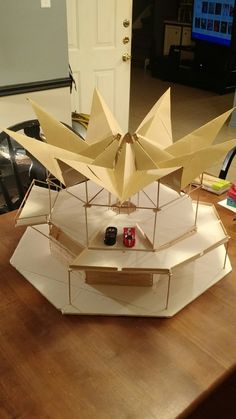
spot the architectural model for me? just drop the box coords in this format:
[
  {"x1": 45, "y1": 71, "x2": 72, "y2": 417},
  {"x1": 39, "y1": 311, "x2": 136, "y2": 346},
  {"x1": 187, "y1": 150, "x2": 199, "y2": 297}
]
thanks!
[{"x1": 4, "y1": 89, "x2": 236, "y2": 316}]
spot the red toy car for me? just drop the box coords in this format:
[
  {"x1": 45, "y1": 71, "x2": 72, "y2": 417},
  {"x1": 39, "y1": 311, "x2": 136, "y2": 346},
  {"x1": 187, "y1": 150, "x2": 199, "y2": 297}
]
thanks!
[{"x1": 123, "y1": 227, "x2": 135, "y2": 247}]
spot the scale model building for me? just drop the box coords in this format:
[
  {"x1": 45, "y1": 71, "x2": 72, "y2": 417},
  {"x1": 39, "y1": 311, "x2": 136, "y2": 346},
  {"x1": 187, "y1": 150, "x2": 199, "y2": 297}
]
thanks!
[{"x1": 4, "y1": 89, "x2": 236, "y2": 316}]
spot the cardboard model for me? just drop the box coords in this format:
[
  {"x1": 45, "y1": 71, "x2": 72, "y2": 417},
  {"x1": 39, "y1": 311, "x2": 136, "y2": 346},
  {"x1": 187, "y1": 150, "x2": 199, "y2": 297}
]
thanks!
[{"x1": 4, "y1": 89, "x2": 236, "y2": 316}]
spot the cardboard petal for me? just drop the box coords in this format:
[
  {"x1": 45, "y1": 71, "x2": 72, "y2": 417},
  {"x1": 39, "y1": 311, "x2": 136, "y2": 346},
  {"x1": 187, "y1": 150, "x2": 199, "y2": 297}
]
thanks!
[
  {"x1": 166, "y1": 109, "x2": 234, "y2": 156},
  {"x1": 135, "y1": 88, "x2": 173, "y2": 148},
  {"x1": 86, "y1": 89, "x2": 123, "y2": 144},
  {"x1": 160, "y1": 138, "x2": 236, "y2": 187},
  {"x1": 29, "y1": 99, "x2": 87, "y2": 153}
]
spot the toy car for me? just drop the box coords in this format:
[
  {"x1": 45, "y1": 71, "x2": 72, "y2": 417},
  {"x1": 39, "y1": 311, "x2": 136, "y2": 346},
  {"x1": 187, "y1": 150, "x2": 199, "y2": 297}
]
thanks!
[
  {"x1": 123, "y1": 227, "x2": 135, "y2": 247},
  {"x1": 104, "y1": 226, "x2": 117, "y2": 246}
]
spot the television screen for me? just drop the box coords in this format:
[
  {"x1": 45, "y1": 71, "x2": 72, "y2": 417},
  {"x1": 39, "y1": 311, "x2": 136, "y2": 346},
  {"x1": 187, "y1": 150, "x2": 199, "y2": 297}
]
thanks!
[{"x1": 192, "y1": 0, "x2": 235, "y2": 46}]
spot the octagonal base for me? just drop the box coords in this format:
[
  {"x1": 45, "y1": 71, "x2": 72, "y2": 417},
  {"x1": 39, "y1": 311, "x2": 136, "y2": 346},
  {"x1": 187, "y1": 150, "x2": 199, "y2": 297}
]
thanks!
[{"x1": 10, "y1": 204, "x2": 231, "y2": 317}]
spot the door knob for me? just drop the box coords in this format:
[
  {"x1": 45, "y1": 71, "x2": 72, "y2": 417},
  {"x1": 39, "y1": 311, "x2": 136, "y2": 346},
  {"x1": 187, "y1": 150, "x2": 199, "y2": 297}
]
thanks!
[
  {"x1": 123, "y1": 19, "x2": 130, "y2": 27},
  {"x1": 122, "y1": 53, "x2": 131, "y2": 62},
  {"x1": 123, "y1": 37, "x2": 130, "y2": 44}
]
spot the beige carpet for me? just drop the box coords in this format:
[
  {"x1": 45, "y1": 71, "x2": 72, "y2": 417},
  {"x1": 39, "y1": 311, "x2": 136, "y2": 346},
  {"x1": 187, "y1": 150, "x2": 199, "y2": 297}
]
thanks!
[{"x1": 129, "y1": 67, "x2": 236, "y2": 181}]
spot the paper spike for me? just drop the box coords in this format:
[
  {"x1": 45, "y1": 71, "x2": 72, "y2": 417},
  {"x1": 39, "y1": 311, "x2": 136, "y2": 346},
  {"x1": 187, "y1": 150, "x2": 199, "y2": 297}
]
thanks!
[
  {"x1": 56, "y1": 160, "x2": 87, "y2": 186},
  {"x1": 132, "y1": 141, "x2": 158, "y2": 170},
  {"x1": 57, "y1": 158, "x2": 100, "y2": 183},
  {"x1": 160, "y1": 168, "x2": 183, "y2": 194},
  {"x1": 86, "y1": 89, "x2": 123, "y2": 144},
  {"x1": 120, "y1": 167, "x2": 181, "y2": 202},
  {"x1": 115, "y1": 141, "x2": 136, "y2": 197},
  {"x1": 79, "y1": 136, "x2": 114, "y2": 159},
  {"x1": 135, "y1": 88, "x2": 173, "y2": 148},
  {"x1": 90, "y1": 164, "x2": 119, "y2": 198},
  {"x1": 58, "y1": 159, "x2": 119, "y2": 198},
  {"x1": 3, "y1": 89, "x2": 236, "y2": 204},
  {"x1": 166, "y1": 108, "x2": 234, "y2": 156},
  {"x1": 93, "y1": 139, "x2": 119, "y2": 168},
  {"x1": 28, "y1": 99, "x2": 87, "y2": 154},
  {"x1": 137, "y1": 135, "x2": 172, "y2": 162}
]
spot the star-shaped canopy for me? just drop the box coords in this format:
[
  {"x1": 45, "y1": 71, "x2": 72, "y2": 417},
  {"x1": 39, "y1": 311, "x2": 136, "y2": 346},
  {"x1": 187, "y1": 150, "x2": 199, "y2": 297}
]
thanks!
[{"x1": 2, "y1": 88, "x2": 236, "y2": 202}]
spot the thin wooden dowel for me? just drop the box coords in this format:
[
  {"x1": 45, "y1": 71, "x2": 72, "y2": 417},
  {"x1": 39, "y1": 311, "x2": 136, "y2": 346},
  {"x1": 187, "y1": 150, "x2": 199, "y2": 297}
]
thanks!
[
  {"x1": 68, "y1": 269, "x2": 72, "y2": 304},
  {"x1": 223, "y1": 240, "x2": 229, "y2": 269},
  {"x1": 165, "y1": 271, "x2": 172, "y2": 310}
]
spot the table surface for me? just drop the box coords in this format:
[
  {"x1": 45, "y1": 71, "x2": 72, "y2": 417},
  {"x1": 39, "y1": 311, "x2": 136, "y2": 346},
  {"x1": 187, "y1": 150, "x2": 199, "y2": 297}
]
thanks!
[{"x1": 0, "y1": 189, "x2": 236, "y2": 419}]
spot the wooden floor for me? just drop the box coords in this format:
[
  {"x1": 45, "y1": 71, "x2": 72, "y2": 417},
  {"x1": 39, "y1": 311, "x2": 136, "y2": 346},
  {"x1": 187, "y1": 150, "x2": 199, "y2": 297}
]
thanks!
[{"x1": 1, "y1": 189, "x2": 236, "y2": 419}]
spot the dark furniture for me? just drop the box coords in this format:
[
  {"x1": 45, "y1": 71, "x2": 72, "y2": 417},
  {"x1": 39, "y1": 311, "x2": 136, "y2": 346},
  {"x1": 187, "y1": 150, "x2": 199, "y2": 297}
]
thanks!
[
  {"x1": 0, "y1": 118, "x2": 85, "y2": 214},
  {"x1": 153, "y1": 41, "x2": 236, "y2": 94},
  {"x1": 0, "y1": 119, "x2": 44, "y2": 214}
]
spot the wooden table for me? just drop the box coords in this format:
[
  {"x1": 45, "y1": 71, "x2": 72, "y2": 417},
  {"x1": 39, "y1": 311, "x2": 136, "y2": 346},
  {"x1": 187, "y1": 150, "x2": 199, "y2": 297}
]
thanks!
[{"x1": 0, "y1": 189, "x2": 236, "y2": 419}]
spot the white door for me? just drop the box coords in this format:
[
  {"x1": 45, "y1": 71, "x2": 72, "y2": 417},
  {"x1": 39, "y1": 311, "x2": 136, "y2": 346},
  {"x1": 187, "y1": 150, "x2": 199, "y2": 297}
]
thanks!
[{"x1": 66, "y1": 0, "x2": 132, "y2": 132}]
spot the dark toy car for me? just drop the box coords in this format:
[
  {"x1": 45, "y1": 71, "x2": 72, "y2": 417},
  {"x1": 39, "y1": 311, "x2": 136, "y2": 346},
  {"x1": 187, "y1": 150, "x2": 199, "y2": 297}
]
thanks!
[
  {"x1": 123, "y1": 227, "x2": 135, "y2": 247},
  {"x1": 104, "y1": 226, "x2": 118, "y2": 246}
]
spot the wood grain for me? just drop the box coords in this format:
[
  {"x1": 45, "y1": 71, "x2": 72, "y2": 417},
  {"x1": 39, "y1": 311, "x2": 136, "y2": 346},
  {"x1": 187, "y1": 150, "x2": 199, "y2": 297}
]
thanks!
[{"x1": 0, "y1": 190, "x2": 236, "y2": 419}]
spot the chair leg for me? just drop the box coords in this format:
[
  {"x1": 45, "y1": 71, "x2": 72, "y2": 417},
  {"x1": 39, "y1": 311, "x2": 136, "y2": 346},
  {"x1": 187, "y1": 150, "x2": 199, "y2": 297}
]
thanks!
[
  {"x1": 219, "y1": 146, "x2": 236, "y2": 179},
  {"x1": 0, "y1": 176, "x2": 14, "y2": 212}
]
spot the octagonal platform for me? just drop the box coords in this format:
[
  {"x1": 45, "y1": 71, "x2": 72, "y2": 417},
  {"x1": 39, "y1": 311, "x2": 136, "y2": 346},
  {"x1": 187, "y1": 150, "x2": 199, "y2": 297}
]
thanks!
[{"x1": 10, "y1": 182, "x2": 231, "y2": 317}]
